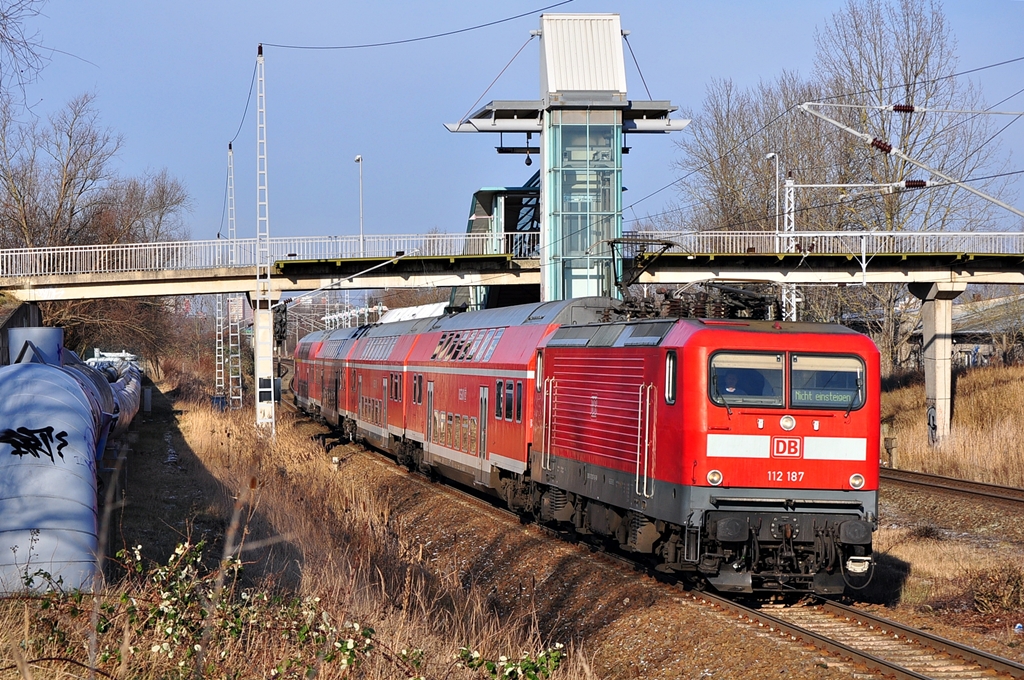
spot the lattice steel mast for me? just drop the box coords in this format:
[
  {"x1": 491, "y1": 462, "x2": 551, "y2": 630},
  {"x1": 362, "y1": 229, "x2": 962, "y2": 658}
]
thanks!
[
  {"x1": 253, "y1": 44, "x2": 276, "y2": 434},
  {"x1": 227, "y1": 142, "x2": 243, "y2": 409}
]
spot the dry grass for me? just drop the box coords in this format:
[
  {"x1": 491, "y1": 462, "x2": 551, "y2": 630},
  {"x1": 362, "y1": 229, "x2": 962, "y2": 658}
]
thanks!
[
  {"x1": 0, "y1": 372, "x2": 591, "y2": 679},
  {"x1": 882, "y1": 364, "x2": 1024, "y2": 487}
]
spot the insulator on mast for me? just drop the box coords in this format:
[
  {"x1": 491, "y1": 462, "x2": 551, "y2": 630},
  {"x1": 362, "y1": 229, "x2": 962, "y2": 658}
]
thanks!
[{"x1": 870, "y1": 138, "x2": 893, "y2": 154}]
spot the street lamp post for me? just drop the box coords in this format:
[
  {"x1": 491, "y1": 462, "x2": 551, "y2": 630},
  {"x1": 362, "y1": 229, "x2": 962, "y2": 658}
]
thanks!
[
  {"x1": 765, "y1": 152, "x2": 780, "y2": 249},
  {"x1": 354, "y1": 155, "x2": 364, "y2": 257}
]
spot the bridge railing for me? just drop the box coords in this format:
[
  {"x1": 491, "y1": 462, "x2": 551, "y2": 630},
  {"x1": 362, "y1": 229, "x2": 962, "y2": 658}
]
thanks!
[
  {"x1": 624, "y1": 230, "x2": 1024, "y2": 257},
  {"x1": 0, "y1": 233, "x2": 511, "y2": 278},
  {"x1": 1, "y1": 230, "x2": 1020, "y2": 279}
]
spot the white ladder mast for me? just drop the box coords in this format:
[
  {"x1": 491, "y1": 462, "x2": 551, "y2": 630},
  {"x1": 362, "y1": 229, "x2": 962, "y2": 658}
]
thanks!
[
  {"x1": 254, "y1": 44, "x2": 276, "y2": 434},
  {"x1": 227, "y1": 142, "x2": 243, "y2": 410}
]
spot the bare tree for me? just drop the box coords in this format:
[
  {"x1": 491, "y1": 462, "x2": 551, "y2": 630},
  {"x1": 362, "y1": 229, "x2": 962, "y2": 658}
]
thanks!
[
  {"x1": 0, "y1": 91, "x2": 192, "y2": 361},
  {"x1": 0, "y1": 0, "x2": 46, "y2": 98},
  {"x1": 669, "y1": 0, "x2": 1011, "y2": 374},
  {"x1": 0, "y1": 93, "x2": 122, "y2": 247}
]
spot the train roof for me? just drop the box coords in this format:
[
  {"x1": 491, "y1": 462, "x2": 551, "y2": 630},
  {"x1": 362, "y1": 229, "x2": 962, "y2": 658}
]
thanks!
[
  {"x1": 542, "y1": 316, "x2": 869, "y2": 350},
  {"x1": 296, "y1": 330, "x2": 332, "y2": 345},
  {"x1": 424, "y1": 297, "x2": 618, "y2": 333}
]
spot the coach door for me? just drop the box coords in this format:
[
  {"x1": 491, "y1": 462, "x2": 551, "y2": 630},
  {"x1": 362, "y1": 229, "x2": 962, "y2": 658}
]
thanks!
[
  {"x1": 424, "y1": 381, "x2": 434, "y2": 465},
  {"x1": 326, "y1": 372, "x2": 338, "y2": 416},
  {"x1": 357, "y1": 375, "x2": 362, "y2": 422},
  {"x1": 478, "y1": 386, "x2": 488, "y2": 460},
  {"x1": 475, "y1": 386, "x2": 489, "y2": 486},
  {"x1": 382, "y1": 377, "x2": 388, "y2": 433}
]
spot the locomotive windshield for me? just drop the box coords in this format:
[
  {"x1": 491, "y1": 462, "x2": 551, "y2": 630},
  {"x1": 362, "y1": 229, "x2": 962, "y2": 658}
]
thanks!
[
  {"x1": 790, "y1": 354, "x2": 864, "y2": 411},
  {"x1": 709, "y1": 352, "x2": 865, "y2": 410},
  {"x1": 709, "y1": 353, "x2": 784, "y2": 406}
]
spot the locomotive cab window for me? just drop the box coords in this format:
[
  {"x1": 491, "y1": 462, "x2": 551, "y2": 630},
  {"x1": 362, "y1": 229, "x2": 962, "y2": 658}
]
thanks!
[
  {"x1": 665, "y1": 351, "x2": 677, "y2": 405},
  {"x1": 709, "y1": 352, "x2": 784, "y2": 407},
  {"x1": 790, "y1": 354, "x2": 865, "y2": 411}
]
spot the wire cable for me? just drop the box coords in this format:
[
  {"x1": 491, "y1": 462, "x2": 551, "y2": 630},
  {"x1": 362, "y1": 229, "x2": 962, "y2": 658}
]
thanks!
[
  {"x1": 229, "y1": 60, "x2": 258, "y2": 145},
  {"x1": 262, "y1": 1, "x2": 573, "y2": 50},
  {"x1": 624, "y1": 167, "x2": 1024, "y2": 229},
  {"x1": 457, "y1": 35, "x2": 535, "y2": 125},
  {"x1": 619, "y1": 55, "x2": 1024, "y2": 220},
  {"x1": 623, "y1": 35, "x2": 652, "y2": 100}
]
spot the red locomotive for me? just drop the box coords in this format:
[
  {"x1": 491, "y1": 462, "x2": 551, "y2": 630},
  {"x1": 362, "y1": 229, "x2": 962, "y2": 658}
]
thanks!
[{"x1": 293, "y1": 297, "x2": 879, "y2": 595}]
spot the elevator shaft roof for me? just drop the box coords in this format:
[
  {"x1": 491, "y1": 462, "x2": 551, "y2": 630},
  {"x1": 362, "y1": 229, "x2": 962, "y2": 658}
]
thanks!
[{"x1": 445, "y1": 99, "x2": 688, "y2": 134}]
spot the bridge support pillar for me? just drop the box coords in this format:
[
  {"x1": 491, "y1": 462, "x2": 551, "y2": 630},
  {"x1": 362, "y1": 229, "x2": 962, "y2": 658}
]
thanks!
[
  {"x1": 908, "y1": 282, "x2": 965, "y2": 445},
  {"x1": 248, "y1": 291, "x2": 281, "y2": 433}
]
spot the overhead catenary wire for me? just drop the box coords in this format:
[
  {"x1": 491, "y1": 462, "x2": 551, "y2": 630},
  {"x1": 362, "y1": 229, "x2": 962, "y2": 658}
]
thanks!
[
  {"x1": 807, "y1": 101, "x2": 1024, "y2": 116},
  {"x1": 623, "y1": 167, "x2": 1024, "y2": 230},
  {"x1": 217, "y1": 2, "x2": 570, "y2": 232},
  {"x1": 261, "y1": 0, "x2": 573, "y2": 50},
  {"x1": 615, "y1": 54, "x2": 1024, "y2": 223}
]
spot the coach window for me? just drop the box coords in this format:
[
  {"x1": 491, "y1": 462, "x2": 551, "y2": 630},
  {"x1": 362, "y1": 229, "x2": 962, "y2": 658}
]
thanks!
[
  {"x1": 709, "y1": 352, "x2": 784, "y2": 407},
  {"x1": 453, "y1": 415, "x2": 462, "y2": 449},
  {"x1": 495, "y1": 380, "x2": 504, "y2": 419},
  {"x1": 447, "y1": 413, "x2": 455, "y2": 447},
  {"x1": 536, "y1": 351, "x2": 543, "y2": 390},
  {"x1": 469, "y1": 418, "x2": 478, "y2": 454},
  {"x1": 462, "y1": 416, "x2": 470, "y2": 451},
  {"x1": 515, "y1": 381, "x2": 523, "y2": 422},
  {"x1": 504, "y1": 380, "x2": 514, "y2": 420},
  {"x1": 468, "y1": 330, "x2": 487, "y2": 360},
  {"x1": 665, "y1": 351, "x2": 677, "y2": 405},
  {"x1": 790, "y1": 354, "x2": 864, "y2": 411}
]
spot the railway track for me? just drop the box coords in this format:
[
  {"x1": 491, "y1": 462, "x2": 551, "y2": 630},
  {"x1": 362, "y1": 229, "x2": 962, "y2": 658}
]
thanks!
[
  {"x1": 695, "y1": 592, "x2": 1024, "y2": 679},
  {"x1": 881, "y1": 468, "x2": 1024, "y2": 507}
]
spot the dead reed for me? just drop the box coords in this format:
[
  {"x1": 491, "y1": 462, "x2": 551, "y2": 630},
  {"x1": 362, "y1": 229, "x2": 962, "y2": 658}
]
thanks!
[
  {"x1": 882, "y1": 364, "x2": 1024, "y2": 488},
  {"x1": 0, "y1": 375, "x2": 589, "y2": 679}
]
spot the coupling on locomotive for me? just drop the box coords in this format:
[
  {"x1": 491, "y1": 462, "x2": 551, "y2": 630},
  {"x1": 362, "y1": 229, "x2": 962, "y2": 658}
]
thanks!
[{"x1": 293, "y1": 296, "x2": 879, "y2": 596}]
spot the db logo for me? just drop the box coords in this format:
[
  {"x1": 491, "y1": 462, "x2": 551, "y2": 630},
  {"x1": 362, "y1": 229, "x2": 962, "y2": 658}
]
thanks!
[{"x1": 772, "y1": 436, "x2": 803, "y2": 458}]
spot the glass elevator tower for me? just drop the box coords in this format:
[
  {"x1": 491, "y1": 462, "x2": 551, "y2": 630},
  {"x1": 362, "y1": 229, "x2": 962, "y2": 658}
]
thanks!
[{"x1": 447, "y1": 13, "x2": 688, "y2": 302}]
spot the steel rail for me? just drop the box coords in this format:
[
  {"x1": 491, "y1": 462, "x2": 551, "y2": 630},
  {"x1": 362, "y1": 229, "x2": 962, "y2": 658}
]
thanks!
[
  {"x1": 693, "y1": 591, "x2": 1024, "y2": 679},
  {"x1": 690, "y1": 591, "x2": 929, "y2": 680},
  {"x1": 880, "y1": 468, "x2": 1024, "y2": 507},
  {"x1": 817, "y1": 598, "x2": 1024, "y2": 679}
]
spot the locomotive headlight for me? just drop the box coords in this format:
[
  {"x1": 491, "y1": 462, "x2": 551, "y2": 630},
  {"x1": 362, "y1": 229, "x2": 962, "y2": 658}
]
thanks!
[
  {"x1": 707, "y1": 469, "x2": 723, "y2": 486},
  {"x1": 780, "y1": 415, "x2": 796, "y2": 431},
  {"x1": 849, "y1": 473, "x2": 866, "y2": 489}
]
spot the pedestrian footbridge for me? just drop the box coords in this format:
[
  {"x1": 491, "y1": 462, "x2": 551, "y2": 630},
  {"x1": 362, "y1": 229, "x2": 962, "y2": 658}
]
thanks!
[{"x1": 1, "y1": 230, "x2": 1023, "y2": 302}]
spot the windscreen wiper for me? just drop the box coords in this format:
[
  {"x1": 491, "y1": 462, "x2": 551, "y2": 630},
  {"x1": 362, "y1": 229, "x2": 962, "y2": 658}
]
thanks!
[
  {"x1": 844, "y1": 379, "x2": 862, "y2": 417},
  {"x1": 712, "y1": 373, "x2": 733, "y2": 416}
]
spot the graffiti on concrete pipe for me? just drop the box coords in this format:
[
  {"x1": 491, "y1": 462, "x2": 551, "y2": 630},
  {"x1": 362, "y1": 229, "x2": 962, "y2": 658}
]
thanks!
[{"x1": 0, "y1": 426, "x2": 70, "y2": 463}]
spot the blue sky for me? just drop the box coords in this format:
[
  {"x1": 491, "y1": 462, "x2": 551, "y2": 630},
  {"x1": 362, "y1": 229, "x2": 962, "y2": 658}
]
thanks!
[{"x1": 19, "y1": 0, "x2": 1024, "y2": 242}]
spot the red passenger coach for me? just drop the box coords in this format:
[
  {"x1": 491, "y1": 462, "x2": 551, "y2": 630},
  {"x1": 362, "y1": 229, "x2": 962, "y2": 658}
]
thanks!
[{"x1": 294, "y1": 297, "x2": 880, "y2": 596}]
